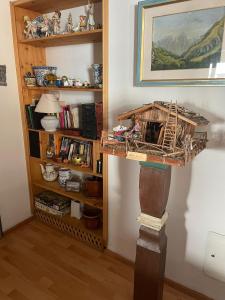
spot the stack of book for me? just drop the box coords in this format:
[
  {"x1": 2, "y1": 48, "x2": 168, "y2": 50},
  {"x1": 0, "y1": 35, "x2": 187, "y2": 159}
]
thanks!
[
  {"x1": 25, "y1": 102, "x2": 45, "y2": 129},
  {"x1": 35, "y1": 191, "x2": 71, "y2": 217},
  {"x1": 59, "y1": 103, "x2": 103, "y2": 140},
  {"x1": 59, "y1": 104, "x2": 80, "y2": 129},
  {"x1": 59, "y1": 137, "x2": 92, "y2": 167}
]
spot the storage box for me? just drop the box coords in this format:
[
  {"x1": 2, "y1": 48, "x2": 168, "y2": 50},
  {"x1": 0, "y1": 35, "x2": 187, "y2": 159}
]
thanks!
[{"x1": 71, "y1": 201, "x2": 82, "y2": 220}]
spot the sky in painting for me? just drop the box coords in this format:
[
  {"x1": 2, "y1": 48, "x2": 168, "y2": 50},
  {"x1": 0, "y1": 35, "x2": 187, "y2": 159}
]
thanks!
[{"x1": 153, "y1": 7, "x2": 225, "y2": 56}]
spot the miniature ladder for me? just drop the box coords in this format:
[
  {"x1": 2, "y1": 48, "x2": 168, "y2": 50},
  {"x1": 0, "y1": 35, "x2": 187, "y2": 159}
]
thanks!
[{"x1": 162, "y1": 103, "x2": 178, "y2": 151}]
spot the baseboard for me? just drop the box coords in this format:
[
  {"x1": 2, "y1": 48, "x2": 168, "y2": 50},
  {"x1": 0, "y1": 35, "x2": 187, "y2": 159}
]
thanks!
[
  {"x1": 4, "y1": 216, "x2": 34, "y2": 235},
  {"x1": 105, "y1": 249, "x2": 212, "y2": 300},
  {"x1": 164, "y1": 278, "x2": 213, "y2": 300}
]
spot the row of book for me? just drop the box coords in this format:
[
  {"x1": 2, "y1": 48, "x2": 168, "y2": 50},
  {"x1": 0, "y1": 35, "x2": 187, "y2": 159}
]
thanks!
[
  {"x1": 25, "y1": 102, "x2": 45, "y2": 130},
  {"x1": 59, "y1": 137, "x2": 92, "y2": 167},
  {"x1": 35, "y1": 191, "x2": 71, "y2": 217},
  {"x1": 59, "y1": 104, "x2": 79, "y2": 129},
  {"x1": 25, "y1": 101, "x2": 103, "y2": 141},
  {"x1": 60, "y1": 102, "x2": 103, "y2": 140}
]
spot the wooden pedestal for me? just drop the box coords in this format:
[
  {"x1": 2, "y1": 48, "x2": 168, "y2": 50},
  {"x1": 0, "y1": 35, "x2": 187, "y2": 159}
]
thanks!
[{"x1": 134, "y1": 163, "x2": 171, "y2": 300}]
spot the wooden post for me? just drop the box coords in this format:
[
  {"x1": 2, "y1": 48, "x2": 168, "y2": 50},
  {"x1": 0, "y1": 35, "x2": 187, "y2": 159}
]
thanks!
[{"x1": 134, "y1": 162, "x2": 171, "y2": 300}]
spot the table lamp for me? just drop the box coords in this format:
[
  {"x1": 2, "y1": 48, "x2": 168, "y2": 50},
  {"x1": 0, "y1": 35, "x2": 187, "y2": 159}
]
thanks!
[{"x1": 35, "y1": 94, "x2": 61, "y2": 132}]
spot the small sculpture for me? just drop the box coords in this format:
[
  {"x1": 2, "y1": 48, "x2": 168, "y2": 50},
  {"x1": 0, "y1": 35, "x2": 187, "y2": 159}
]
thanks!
[
  {"x1": 78, "y1": 15, "x2": 87, "y2": 32},
  {"x1": 66, "y1": 13, "x2": 74, "y2": 33},
  {"x1": 83, "y1": 81, "x2": 90, "y2": 87},
  {"x1": 74, "y1": 79, "x2": 83, "y2": 87},
  {"x1": 24, "y1": 16, "x2": 37, "y2": 39},
  {"x1": 40, "y1": 15, "x2": 51, "y2": 37},
  {"x1": 40, "y1": 164, "x2": 58, "y2": 182},
  {"x1": 87, "y1": 1, "x2": 95, "y2": 31},
  {"x1": 61, "y1": 76, "x2": 69, "y2": 87},
  {"x1": 52, "y1": 10, "x2": 61, "y2": 35}
]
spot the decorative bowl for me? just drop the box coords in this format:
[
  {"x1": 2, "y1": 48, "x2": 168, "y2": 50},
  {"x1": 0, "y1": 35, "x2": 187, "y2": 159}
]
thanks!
[{"x1": 32, "y1": 66, "x2": 57, "y2": 86}]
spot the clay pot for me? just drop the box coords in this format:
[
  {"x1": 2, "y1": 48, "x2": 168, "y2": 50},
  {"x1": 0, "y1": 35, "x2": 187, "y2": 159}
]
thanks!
[{"x1": 83, "y1": 208, "x2": 101, "y2": 230}]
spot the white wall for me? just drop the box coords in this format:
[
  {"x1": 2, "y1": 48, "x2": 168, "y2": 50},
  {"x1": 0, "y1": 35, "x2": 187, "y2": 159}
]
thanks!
[
  {"x1": 0, "y1": 0, "x2": 31, "y2": 231},
  {"x1": 108, "y1": 1, "x2": 225, "y2": 299},
  {"x1": 3, "y1": 0, "x2": 225, "y2": 298}
]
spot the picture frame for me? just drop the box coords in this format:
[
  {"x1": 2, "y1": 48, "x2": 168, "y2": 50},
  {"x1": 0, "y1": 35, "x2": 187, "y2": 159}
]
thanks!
[
  {"x1": 136, "y1": 0, "x2": 225, "y2": 86},
  {"x1": 0, "y1": 65, "x2": 7, "y2": 86}
]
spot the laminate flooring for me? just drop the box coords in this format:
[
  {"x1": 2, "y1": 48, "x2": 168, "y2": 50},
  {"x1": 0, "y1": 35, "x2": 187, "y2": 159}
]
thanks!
[{"x1": 0, "y1": 220, "x2": 201, "y2": 300}]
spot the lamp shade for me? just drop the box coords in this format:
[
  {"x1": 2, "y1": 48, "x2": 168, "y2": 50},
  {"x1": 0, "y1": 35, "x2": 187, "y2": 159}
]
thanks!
[{"x1": 35, "y1": 94, "x2": 61, "y2": 114}]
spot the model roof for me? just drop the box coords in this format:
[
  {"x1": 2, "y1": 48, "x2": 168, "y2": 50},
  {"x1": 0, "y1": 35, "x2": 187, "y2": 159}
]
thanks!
[{"x1": 117, "y1": 101, "x2": 209, "y2": 126}]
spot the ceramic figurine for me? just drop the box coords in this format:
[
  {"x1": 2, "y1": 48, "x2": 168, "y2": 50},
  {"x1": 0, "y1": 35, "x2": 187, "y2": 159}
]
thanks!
[
  {"x1": 61, "y1": 76, "x2": 69, "y2": 87},
  {"x1": 52, "y1": 10, "x2": 61, "y2": 35},
  {"x1": 79, "y1": 15, "x2": 87, "y2": 32},
  {"x1": 24, "y1": 16, "x2": 37, "y2": 39},
  {"x1": 40, "y1": 163, "x2": 58, "y2": 182},
  {"x1": 66, "y1": 13, "x2": 74, "y2": 33},
  {"x1": 40, "y1": 15, "x2": 51, "y2": 37},
  {"x1": 74, "y1": 79, "x2": 83, "y2": 87},
  {"x1": 87, "y1": 1, "x2": 95, "y2": 31},
  {"x1": 83, "y1": 81, "x2": 90, "y2": 88}
]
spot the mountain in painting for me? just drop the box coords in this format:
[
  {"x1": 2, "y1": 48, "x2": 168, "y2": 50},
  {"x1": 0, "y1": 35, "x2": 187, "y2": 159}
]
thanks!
[{"x1": 152, "y1": 16, "x2": 225, "y2": 71}]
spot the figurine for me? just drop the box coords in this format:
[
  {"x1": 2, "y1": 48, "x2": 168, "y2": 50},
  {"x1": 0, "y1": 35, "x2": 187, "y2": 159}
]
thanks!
[
  {"x1": 66, "y1": 13, "x2": 74, "y2": 33},
  {"x1": 74, "y1": 79, "x2": 83, "y2": 87},
  {"x1": 83, "y1": 81, "x2": 90, "y2": 88},
  {"x1": 87, "y1": 1, "x2": 95, "y2": 31},
  {"x1": 52, "y1": 10, "x2": 61, "y2": 35},
  {"x1": 40, "y1": 15, "x2": 51, "y2": 37},
  {"x1": 24, "y1": 16, "x2": 37, "y2": 39},
  {"x1": 78, "y1": 15, "x2": 87, "y2": 32},
  {"x1": 61, "y1": 76, "x2": 69, "y2": 87}
]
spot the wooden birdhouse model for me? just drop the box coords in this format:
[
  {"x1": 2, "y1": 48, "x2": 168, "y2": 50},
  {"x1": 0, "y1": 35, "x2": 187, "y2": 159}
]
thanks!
[{"x1": 102, "y1": 101, "x2": 209, "y2": 166}]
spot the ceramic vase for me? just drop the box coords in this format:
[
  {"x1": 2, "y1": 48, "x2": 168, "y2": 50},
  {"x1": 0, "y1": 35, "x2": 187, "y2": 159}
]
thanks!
[{"x1": 92, "y1": 64, "x2": 103, "y2": 88}]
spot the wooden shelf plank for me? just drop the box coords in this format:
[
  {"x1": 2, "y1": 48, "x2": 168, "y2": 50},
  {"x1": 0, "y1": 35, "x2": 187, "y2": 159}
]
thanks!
[
  {"x1": 28, "y1": 128, "x2": 101, "y2": 143},
  {"x1": 19, "y1": 30, "x2": 103, "y2": 47},
  {"x1": 25, "y1": 86, "x2": 102, "y2": 93},
  {"x1": 14, "y1": 0, "x2": 102, "y2": 13},
  {"x1": 33, "y1": 179, "x2": 103, "y2": 210},
  {"x1": 44, "y1": 159, "x2": 103, "y2": 178},
  {"x1": 35, "y1": 208, "x2": 102, "y2": 237}
]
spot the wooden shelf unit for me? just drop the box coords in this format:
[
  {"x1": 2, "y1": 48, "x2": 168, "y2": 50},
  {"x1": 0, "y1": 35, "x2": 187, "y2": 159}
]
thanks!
[{"x1": 11, "y1": 0, "x2": 108, "y2": 250}]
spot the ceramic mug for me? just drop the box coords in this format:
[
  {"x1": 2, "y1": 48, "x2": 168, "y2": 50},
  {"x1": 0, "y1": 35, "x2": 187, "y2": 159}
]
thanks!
[{"x1": 58, "y1": 168, "x2": 71, "y2": 186}]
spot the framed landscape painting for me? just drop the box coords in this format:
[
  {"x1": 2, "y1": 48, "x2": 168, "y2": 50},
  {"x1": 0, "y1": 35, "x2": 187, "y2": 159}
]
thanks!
[{"x1": 136, "y1": 0, "x2": 225, "y2": 86}]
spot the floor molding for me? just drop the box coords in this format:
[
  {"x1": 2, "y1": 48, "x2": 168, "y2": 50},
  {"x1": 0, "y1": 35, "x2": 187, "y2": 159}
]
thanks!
[
  {"x1": 105, "y1": 249, "x2": 212, "y2": 300},
  {"x1": 4, "y1": 216, "x2": 34, "y2": 235}
]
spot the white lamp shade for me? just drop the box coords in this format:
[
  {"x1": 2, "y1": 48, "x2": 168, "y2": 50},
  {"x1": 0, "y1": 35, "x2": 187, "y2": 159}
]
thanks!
[{"x1": 35, "y1": 94, "x2": 61, "y2": 114}]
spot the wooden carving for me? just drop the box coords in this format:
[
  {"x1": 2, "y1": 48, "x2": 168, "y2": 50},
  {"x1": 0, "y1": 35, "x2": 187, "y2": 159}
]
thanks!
[{"x1": 102, "y1": 101, "x2": 209, "y2": 166}]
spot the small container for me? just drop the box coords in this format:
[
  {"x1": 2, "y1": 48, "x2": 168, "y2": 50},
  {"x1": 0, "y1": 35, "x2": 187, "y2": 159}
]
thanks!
[
  {"x1": 58, "y1": 168, "x2": 71, "y2": 186},
  {"x1": 85, "y1": 177, "x2": 102, "y2": 198},
  {"x1": 83, "y1": 208, "x2": 101, "y2": 230}
]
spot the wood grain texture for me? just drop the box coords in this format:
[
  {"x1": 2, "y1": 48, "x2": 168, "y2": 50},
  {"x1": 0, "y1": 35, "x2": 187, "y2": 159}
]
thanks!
[
  {"x1": 0, "y1": 220, "x2": 210, "y2": 300},
  {"x1": 102, "y1": 0, "x2": 109, "y2": 249},
  {"x1": 14, "y1": 0, "x2": 102, "y2": 14},
  {"x1": 19, "y1": 30, "x2": 103, "y2": 47}
]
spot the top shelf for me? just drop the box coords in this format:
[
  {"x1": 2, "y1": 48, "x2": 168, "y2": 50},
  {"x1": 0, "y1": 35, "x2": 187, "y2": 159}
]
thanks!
[
  {"x1": 13, "y1": 0, "x2": 102, "y2": 14},
  {"x1": 19, "y1": 29, "x2": 103, "y2": 48}
]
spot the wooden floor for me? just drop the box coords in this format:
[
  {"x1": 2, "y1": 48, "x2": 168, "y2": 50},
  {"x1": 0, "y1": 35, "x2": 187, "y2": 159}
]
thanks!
[{"x1": 0, "y1": 220, "x2": 199, "y2": 300}]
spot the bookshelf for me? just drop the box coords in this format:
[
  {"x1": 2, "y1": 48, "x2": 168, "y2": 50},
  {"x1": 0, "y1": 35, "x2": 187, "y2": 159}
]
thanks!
[{"x1": 11, "y1": 0, "x2": 108, "y2": 250}]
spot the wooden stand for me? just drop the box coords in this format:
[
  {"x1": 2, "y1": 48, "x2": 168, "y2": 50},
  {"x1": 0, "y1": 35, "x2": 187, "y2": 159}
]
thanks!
[{"x1": 134, "y1": 163, "x2": 171, "y2": 300}]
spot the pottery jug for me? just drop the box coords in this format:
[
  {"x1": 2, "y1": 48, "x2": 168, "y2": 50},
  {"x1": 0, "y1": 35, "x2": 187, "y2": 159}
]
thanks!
[{"x1": 40, "y1": 163, "x2": 58, "y2": 182}]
